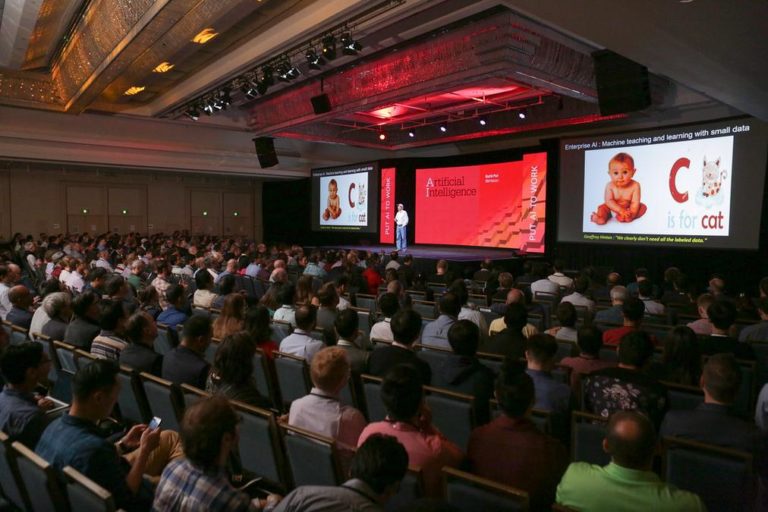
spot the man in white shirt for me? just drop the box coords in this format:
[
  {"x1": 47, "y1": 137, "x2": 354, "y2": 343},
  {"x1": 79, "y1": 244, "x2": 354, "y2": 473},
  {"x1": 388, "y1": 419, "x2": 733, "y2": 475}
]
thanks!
[
  {"x1": 561, "y1": 276, "x2": 596, "y2": 313},
  {"x1": 279, "y1": 305, "x2": 324, "y2": 362},
  {"x1": 395, "y1": 203, "x2": 409, "y2": 252},
  {"x1": 370, "y1": 293, "x2": 399, "y2": 342},
  {"x1": 0, "y1": 264, "x2": 21, "y2": 320},
  {"x1": 548, "y1": 260, "x2": 573, "y2": 291}
]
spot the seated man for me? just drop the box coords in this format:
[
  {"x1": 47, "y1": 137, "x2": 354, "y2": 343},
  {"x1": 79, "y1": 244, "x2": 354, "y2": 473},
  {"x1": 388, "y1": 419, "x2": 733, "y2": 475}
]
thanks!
[
  {"x1": 638, "y1": 279, "x2": 665, "y2": 316},
  {"x1": 525, "y1": 334, "x2": 573, "y2": 439},
  {"x1": 594, "y1": 285, "x2": 627, "y2": 326},
  {"x1": 686, "y1": 293, "x2": 714, "y2": 336},
  {"x1": 6, "y1": 285, "x2": 33, "y2": 329},
  {"x1": 661, "y1": 353, "x2": 763, "y2": 452},
  {"x1": 739, "y1": 297, "x2": 768, "y2": 342},
  {"x1": 154, "y1": 396, "x2": 281, "y2": 511},
  {"x1": 548, "y1": 259, "x2": 573, "y2": 290},
  {"x1": 556, "y1": 411, "x2": 705, "y2": 511},
  {"x1": 0, "y1": 343, "x2": 56, "y2": 447},
  {"x1": 64, "y1": 291, "x2": 102, "y2": 350},
  {"x1": 279, "y1": 305, "x2": 324, "y2": 363},
  {"x1": 701, "y1": 300, "x2": 755, "y2": 360},
  {"x1": 315, "y1": 283, "x2": 340, "y2": 331},
  {"x1": 468, "y1": 361, "x2": 568, "y2": 511},
  {"x1": 120, "y1": 311, "x2": 163, "y2": 376},
  {"x1": 369, "y1": 292, "x2": 399, "y2": 342},
  {"x1": 545, "y1": 302, "x2": 578, "y2": 342},
  {"x1": 288, "y1": 347, "x2": 367, "y2": 455},
  {"x1": 90, "y1": 299, "x2": 130, "y2": 361},
  {"x1": 560, "y1": 276, "x2": 595, "y2": 313},
  {"x1": 530, "y1": 263, "x2": 560, "y2": 299},
  {"x1": 584, "y1": 331, "x2": 668, "y2": 428},
  {"x1": 368, "y1": 309, "x2": 431, "y2": 385},
  {"x1": 276, "y1": 434, "x2": 408, "y2": 512},
  {"x1": 432, "y1": 320, "x2": 495, "y2": 424},
  {"x1": 334, "y1": 309, "x2": 369, "y2": 375},
  {"x1": 603, "y1": 297, "x2": 657, "y2": 347},
  {"x1": 489, "y1": 288, "x2": 539, "y2": 337},
  {"x1": 162, "y1": 315, "x2": 212, "y2": 389},
  {"x1": 482, "y1": 303, "x2": 528, "y2": 359},
  {"x1": 36, "y1": 359, "x2": 183, "y2": 512},
  {"x1": 272, "y1": 284, "x2": 297, "y2": 327},
  {"x1": 559, "y1": 325, "x2": 615, "y2": 391},
  {"x1": 420, "y1": 292, "x2": 460, "y2": 349},
  {"x1": 357, "y1": 364, "x2": 463, "y2": 498},
  {"x1": 156, "y1": 284, "x2": 189, "y2": 327}
]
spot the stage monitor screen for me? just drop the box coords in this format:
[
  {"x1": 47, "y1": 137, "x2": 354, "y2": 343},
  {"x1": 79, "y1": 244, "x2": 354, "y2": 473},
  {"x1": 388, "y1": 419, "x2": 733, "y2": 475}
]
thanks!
[
  {"x1": 414, "y1": 152, "x2": 547, "y2": 252},
  {"x1": 558, "y1": 118, "x2": 767, "y2": 249},
  {"x1": 311, "y1": 163, "x2": 379, "y2": 233}
]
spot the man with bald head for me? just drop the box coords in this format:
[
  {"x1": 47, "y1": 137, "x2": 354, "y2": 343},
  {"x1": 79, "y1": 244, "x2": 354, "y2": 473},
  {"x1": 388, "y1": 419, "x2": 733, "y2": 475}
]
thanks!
[
  {"x1": 594, "y1": 285, "x2": 628, "y2": 325},
  {"x1": 6, "y1": 285, "x2": 34, "y2": 329},
  {"x1": 556, "y1": 411, "x2": 705, "y2": 511},
  {"x1": 215, "y1": 258, "x2": 238, "y2": 285},
  {"x1": 489, "y1": 289, "x2": 539, "y2": 337},
  {"x1": 0, "y1": 264, "x2": 22, "y2": 320}
]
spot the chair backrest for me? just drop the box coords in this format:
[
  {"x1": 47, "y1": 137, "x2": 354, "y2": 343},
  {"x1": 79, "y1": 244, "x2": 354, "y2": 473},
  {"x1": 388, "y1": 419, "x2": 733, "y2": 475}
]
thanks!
[
  {"x1": 467, "y1": 293, "x2": 488, "y2": 308},
  {"x1": 204, "y1": 338, "x2": 221, "y2": 364},
  {"x1": 530, "y1": 408, "x2": 553, "y2": 435},
  {"x1": 273, "y1": 352, "x2": 312, "y2": 410},
  {"x1": 0, "y1": 431, "x2": 30, "y2": 511},
  {"x1": 10, "y1": 326, "x2": 29, "y2": 345},
  {"x1": 154, "y1": 323, "x2": 175, "y2": 355},
  {"x1": 555, "y1": 340, "x2": 578, "y2": 362},
  {"x1": 361, "y1": 374, "x2": 386, "y2": 422},
  {"x1": 270, "y1": 320, "x2": 293, "y2": 343},
  {"x1": 571, "y1": 411, "x2": 610, "y2": 465},
  {"x1": 354, "y1": 293, "x2": 377, "y2": 312},
  {"x1": 660, "y1": 381, "x2": 704, "y2": 411},
  {"x1": 139, "y1": 372, "x2": 183, "y2": 431},
  {"x1": 412, "y1": 300, "x2": 437, "y2": 320},
  {"x1": 280, "y1": 424, "x2": 343, "y2": 488},
  {"x1": 424, "y1": 386, "x2": 475, "y2": 450},
  {"x1": 1, "y1": 320, "x2": 12, "y2": 339},
  {"x1": 63, "y1": 466, "x2": 116, "y2": 512},
  {"x1": 74, "y1": 348, "x2": 98, "y2": 370},
  {"x1": 252, "y1": 349, "x2": 275, "y2": 407},
  {"x1": 662, "y1": 436, "x2": 754, "y2": 512},
  {"x1": 385, "y1": 466, "x2": 424, "y2": 512},
  {"x1": 179, "y1": 383, "x2": 212, "y2": 411},
  {"x1": 734, "y1": 359, "x2": 756, "y2": 418},
  {"x1": 352, "y1": 308, "x2": 372, "y2": 336},
  {"x1": 415, "y1": 346, "x2": 451, "y2": 377},
  {"x1": 116, "y1": 366, "x2": 150, "y2": 424},
  {"x1": 752, "y1": 342, "x2": 768, "y2": 390},
  {"x1": 477, "y1": 353, "x2": 503, "y2": 376},
  {"x1": 442, "y1": 466, "x2": 529, "y2": 512},
  {"x1": 12, "y1": 441, "x2": 67, "y2": 512},
  {"x1": 598, "y1": 346, "x2": 618, "y2": 363},
  {"x1": 230, "y1": 400, "x2": 288, "y2": 491},
  {"x1": 53, "y1": 341, "x2": 78, "y2": 374}
]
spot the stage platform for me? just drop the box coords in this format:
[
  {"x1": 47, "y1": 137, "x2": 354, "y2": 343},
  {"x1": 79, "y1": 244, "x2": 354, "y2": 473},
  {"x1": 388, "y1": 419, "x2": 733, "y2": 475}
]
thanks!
[{"x1": 313, "y1": 244, "x2": 543, "y2": 263}]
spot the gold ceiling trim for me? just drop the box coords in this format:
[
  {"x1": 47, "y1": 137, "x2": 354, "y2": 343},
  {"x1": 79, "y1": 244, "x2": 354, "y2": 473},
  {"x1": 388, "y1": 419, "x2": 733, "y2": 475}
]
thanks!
[{"x1": 22, "y1": 0, "x2": 86, "y2": 71}]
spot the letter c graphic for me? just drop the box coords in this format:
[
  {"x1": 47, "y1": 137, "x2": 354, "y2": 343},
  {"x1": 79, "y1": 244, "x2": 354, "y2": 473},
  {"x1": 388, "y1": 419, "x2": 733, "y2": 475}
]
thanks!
[
  {"x1": 348, "y1": 183, "x2": 356, "y2": 208},
  {"x1": 669, "y1": 157, "x2": 690, "y2": 203}
]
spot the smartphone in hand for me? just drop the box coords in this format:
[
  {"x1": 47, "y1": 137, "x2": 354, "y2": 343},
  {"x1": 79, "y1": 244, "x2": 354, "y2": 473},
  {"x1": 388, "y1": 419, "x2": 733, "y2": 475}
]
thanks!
[{"x1": 148, "y1": 416, "x2": 162, "y2": 430}]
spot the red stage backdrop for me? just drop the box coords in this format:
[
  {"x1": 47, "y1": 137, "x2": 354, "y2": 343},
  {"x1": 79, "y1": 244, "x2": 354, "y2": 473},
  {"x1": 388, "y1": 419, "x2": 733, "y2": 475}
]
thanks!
[
  {"x1": 379, "y1": 167, "x2": 396, "y2": 244},
  {"x1": 415, "y1": 152, "x2": 546, "y2": 253}
]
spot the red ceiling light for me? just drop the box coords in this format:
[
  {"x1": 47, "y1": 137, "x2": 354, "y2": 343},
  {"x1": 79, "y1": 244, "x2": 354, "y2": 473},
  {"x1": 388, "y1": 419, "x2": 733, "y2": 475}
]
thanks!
[{"x1": 378, "y1": 132, "x2": 387, "y2": 141}]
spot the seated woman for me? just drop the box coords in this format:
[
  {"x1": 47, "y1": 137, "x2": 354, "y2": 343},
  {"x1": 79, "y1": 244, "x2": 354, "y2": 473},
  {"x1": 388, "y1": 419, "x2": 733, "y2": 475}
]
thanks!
[
  {"x1": 212, "y1": 294, "x2": 246, "y2": 340},
  {"x1": 138, "y1": 286, "x2": 162, "y2": 320},
  {"x1": 205, "y1": 332, "x2": 271, "y2": 408},
  {"x1": 658, "y1": 326, "x2": 701, "y2": 386},
  {"x1": 192, "y1": 270, "x2": 218, "y2": 309},
  {"x1": 245, "y1": 305, "x2": 279, "y2": 358}
]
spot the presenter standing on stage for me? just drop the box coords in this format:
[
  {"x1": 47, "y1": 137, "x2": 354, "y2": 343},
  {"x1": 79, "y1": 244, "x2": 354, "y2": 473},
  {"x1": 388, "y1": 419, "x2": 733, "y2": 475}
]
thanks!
[{"x1": 395, "y1": 203, "x2": 409, "y2": 252}]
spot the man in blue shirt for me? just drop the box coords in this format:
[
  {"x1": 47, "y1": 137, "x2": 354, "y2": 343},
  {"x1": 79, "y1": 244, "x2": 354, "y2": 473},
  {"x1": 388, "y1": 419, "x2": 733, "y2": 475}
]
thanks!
[
  {"x1": 157, "y1": 284, "x2": 189, "y2": 327},
  {"x1": 421, "y1": 292, "x2": 460, "y2": 349},
  {"x1": 36, "y1": 359, "x2": 177, "y2": 512},
  {"x1": 0, "y1": 343, "x2": 55, "y2": 447},
  {"x1": 526, "y1": 333, "x2": 574, "y2": 442}
]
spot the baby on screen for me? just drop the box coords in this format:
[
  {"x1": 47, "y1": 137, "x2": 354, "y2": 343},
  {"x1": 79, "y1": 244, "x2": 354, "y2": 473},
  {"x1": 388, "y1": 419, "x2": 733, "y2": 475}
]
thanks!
[
  {"x1": 590, "y1": 152, "x2": 647, "y2": 224},
  {"x1": 322, "y1": 178, "x2": 342, "y2": 221}
]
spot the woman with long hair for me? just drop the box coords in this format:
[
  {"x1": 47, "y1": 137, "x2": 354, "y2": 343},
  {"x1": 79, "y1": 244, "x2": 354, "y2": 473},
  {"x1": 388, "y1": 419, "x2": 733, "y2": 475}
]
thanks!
[
  {"x1": 206, "y1": 332, "x2": 271, "y2": 408},
  {"x1": 212, "y1": 293, "x2": 246, "y2": 339},
  {"x1": 661, "y1": 326, "x2": 702, "y2": 386},
  {"x1": 245, "y1": 305, "x2": 278, "y2": 358}
]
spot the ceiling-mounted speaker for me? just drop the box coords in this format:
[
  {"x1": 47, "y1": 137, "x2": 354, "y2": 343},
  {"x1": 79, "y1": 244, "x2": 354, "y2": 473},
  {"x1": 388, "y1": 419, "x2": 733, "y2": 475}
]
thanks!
[
  {"x1": 253, "y1": 137, "x2": 278, "y2": 168},
  {"x1": 592, "y1": 50, "x2": 651, "y2": 116},
  {"x1": 311, "y1": 93, "x2": 332, "y2": 114}
]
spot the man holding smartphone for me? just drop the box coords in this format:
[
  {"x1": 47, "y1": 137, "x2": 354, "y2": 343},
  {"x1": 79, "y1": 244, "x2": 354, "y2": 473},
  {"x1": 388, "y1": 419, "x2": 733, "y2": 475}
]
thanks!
[{"x1": 36, "y1": 360, "x2": 183, "y2": 511}]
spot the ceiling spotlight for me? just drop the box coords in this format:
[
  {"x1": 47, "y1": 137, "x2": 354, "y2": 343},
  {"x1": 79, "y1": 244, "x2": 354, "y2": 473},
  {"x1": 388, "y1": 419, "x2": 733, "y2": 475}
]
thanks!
[
  {"x1": 439, "y1": 124, "x2": 447, "y2": 133},
  {"x1": 479, "y1": 117, "x2": 487, "y2": 126},
  {"x1": 261, "y1": 65, "x2": 274, "y2": 86},
  {"x1": 256, "y1": 80, "x2": 269, "y2": 95},
  {"x1": 202, "y1": 102, "x2": 214, "y2": 115},
  {"x1": 518, "y1": 109, "x2": 527, "y2": 119},
  {"x1": 322, "y1": 34, "x2": 337, "y2": 60},
  {"x1": 408, "y1": 130, "x2": 415, "y2": 138},
  {"x1": 305, "y1": 48, "x2": 325, "y2": 70},
  {"x1": 378, "y1": 132, "x2": 387, "y2": 141},
  {"x1": 240, "y1": 82, "x2": 258, "y2": 100},
  {"x1": 184, "y1": 106, "x2": 200, "y2": 121},
  {"x1": 277, "y1": 60, "x2": 292, "y2": 82},
  {"x1": 341, "y1": 32, "x2": 362, "y2": 55}
]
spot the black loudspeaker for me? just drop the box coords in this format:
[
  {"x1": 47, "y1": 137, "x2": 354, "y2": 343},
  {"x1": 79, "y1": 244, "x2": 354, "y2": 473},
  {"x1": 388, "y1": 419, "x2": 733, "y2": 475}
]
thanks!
[
  {"x1": 311, "y1": 93, "x2": 332, "y2": 114},
  {"x1": 253, "y1": 137, "x2": 278, "y2": 168},
  {"x1": 592, "y1": 50, "x2": 651, "y2": 116}
]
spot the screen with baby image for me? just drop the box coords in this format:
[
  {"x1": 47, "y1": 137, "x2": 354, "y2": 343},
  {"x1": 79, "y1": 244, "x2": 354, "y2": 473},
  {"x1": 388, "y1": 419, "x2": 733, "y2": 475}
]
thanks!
[
  {"x1": 311, "y1": 163, "x2": 379, "y2": 232},
  {"x1": 557, "y1": 117, "x2": 767, "y2": 249},
  {"x1": 414, "y1": 152, "x2": 547, "y2": 252}
]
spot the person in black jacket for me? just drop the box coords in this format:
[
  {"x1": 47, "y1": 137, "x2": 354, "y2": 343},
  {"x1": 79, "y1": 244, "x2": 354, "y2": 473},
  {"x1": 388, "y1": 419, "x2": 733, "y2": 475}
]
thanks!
[{"x1": 367, "y1": 309, "x2": 431, "y2": 385}]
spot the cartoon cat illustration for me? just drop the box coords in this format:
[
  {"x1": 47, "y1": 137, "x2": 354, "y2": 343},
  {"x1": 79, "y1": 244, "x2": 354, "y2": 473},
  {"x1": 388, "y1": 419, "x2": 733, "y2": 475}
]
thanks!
[{"x1": 695, "y1": 156, "x2": 727, "y2": 208}]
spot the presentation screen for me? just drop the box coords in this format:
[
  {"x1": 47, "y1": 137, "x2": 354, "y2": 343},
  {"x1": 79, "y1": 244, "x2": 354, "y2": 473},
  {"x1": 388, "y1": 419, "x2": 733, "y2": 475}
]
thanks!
[
  {"x1": 557, "y1": 118, "x2": 768, "y2": 249},
  {"x1": 311, "y1": 163, "x2": 379, "y2": 233},
  {"x1": 414, "y1": 152, "x2": 547, "y2": 252}
]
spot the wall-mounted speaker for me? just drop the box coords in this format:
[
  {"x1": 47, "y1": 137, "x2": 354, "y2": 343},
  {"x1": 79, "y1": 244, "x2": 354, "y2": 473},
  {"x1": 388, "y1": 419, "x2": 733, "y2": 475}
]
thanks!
[
  {"x1": 592, "y1": 50, "x2": 651, "y2": 116},
  {"x1": 311, "y1": 93, "x2": 332, "y2": 115},
  {"x1": 253, "y1": 137, "x2": 278, "y2": 168}
]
